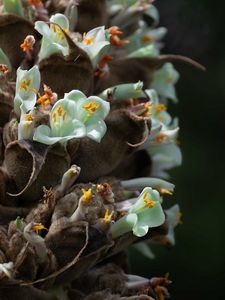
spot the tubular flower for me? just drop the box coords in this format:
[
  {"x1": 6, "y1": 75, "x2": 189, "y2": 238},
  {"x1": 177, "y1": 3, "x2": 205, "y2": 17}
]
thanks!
[
  {"x1": 111, "y1": 187, "x2": 165, "y2": 238},
  {"x1": 33, "y1": 90, "x2": 110, "y2": 145},
  {"x1": 150, "y1": 63, "x2": 180, "y2": 103},
  {"x1": 164, "y1": 204, "x2": 182, "y2": 246},
  {"x1": 64, "y1": 90, "x2": 110, "y2": 142},
  {"x1": 14, "y1": 66, "x2": 40, "y2": 117},
  {"x1": 108, "y1": 26, "x2": 128, "y2": 46},
  {"x1": 77, "y1": 26, "x2": 110, "y2": 67},
  {"x1": 145, "y1": 89, "x2": 172, "y2": 127},
  {"x1": 35, "y1": 13, "x2": 70, "y2": 62},
  {"x1": 18, "y1": 111, "x2": 35, "y2": 140}
]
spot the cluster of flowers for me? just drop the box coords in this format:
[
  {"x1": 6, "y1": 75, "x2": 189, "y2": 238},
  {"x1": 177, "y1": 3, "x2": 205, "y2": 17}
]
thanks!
[{"x1": 0, "y1": 0, "x2": 196, "y2": 299}]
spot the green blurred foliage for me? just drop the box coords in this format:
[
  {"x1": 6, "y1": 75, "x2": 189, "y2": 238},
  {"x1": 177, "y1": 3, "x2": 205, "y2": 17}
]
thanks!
[{"x1": 129, "y1": 1, "x2": 225, "y2": 299}]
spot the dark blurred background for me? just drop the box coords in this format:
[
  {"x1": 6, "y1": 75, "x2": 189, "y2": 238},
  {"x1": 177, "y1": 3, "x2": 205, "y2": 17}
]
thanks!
[{"x1": 129, "y1": 1, "x2": 225, "y2": 299}]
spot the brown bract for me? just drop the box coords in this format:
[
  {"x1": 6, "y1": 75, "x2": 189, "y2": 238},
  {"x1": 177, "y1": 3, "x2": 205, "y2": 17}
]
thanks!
[
  {"x1": 0, "y1": 14, "x2": 37, "y2": 69},
  {"x1": 39, "y1": 29, "x2": 94, "y2": 97}
]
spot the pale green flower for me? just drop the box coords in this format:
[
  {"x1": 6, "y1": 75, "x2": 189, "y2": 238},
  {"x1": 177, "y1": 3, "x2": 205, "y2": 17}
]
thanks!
[
  {"x1": 98, "y1": 81, "x2": 145, "y2": 101},
  {"x1": 35, "y1": 13, "x2": 70, "y2": 62},
  {"x1": 111, "y1": 187, "x2": 165, "y2": 238},
  {"x1": 77, "y1": 26, "x2": 110, "y2": 67},
  {"x1": 3, "y1": 0, "x2": 24, "y2": 17},
  {"x1": 33, "y1": 90, "x2": 110, "y2": 145},
  {"x1": 18, "y1": 111, "x2": 35, "y2": 140},
  {"x1": 149, "y1": 143, "x2": 182, "y2": 179},
  {"x1": 150, "y1": 63, "x2": 180, "y2": 102},
  {"x1": 14, "y1": 66, "x2": 40, "y2": 117},
  {"x1": 146, "y1": 89, "x2": 172, "y2": 128},
  {"x1": 64, "y1": 90, "x2": 110, "y2": 141},
  {"x1": 165, "y1": 204, "x2": 182, "y2": 246},
  {"x1": 127, "y1": 23, "x2": 167, "y2": 56}
]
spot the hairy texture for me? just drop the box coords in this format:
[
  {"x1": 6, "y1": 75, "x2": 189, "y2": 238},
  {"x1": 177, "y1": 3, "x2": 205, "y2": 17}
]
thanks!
[
  {"x1": 0, "y1": 14, "x2": 37, "y2": 69},
  {"x1": 39, "y1": 32, "x2": 94, "y2": 98},
  {"x1": 70, "y1": 110, "x2": 150, "y2": 182},
  {"x1": 4, "y1": 141, "x2": 70, "y2": 202}
]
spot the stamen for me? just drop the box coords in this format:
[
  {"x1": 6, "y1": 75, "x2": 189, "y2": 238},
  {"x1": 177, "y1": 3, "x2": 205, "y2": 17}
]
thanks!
[
  {"x1": 152, "y1": 134, "x2": 167, "y2": 145},
  {"x1": 156, "y1": 187, "x2": 173, "y2": 195},
  {"x1": 101, "y1": 209, "x2": 113, "y2": 224},
  {"x1": 142, "y1": 34, "x2": 155, "y2": 43},
  {"x1": 82, "y1": 188, "x2": 92, "y2": 205},
  {"x1": 83, "y1": 101, "x2": 100, "y2": 114},
  {"x1": 53, "y1": 112, "x2": 57, "y2": 123},
  {"x1": 83, "y1": 33, "x2": 94, "y2": 45},
  {"x1": 24, "y1": 113, "x2": 33, "y2": 122},
  {"x1": 57, "y1": 105, "x2": 63, "y2": 116},
  {"x1": 155, "y1": 104, "x2": 167, "y2": 113},
  {"x1": 32, "y1": 223, "x2": 46, "y2": 235},
  {"x1": 19, "y1": 79, "x2": 31, "y2": 92},
  {"x1": 143, "y1": 191, "x2": 156, "y2": 208}
]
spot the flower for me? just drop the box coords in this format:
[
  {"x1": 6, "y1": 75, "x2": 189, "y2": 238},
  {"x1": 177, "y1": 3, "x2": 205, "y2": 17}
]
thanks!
[
  {"x1": 111, "y1": 187, "x2": 165, "y2": 238},
  {"x1": 149, "y1": 143, "x2": 182, "y2": 179},
  {"x1": 35, "y1": 13, "x2": 70, "y2": 62},
  {"x1": 20, "y1": 35, "x2": 35, "y2": 54},
  {"x1": 164, "y1": 204, "x2": 182, "y2": 246},
  {"x1": 33, "y1": 90, "x2": 110, "y2": 145},
  {"x1": 77, "y1": 26, "x2": 110, "y2": 67},
  {"x1": 14, "y1": 65, "x2": 40, "y2": 117},
  {"x1": 18, "y1": 111, "x2": 35, "y2": 140},
  {"x1": 150, "y1": 63, "x2": 180, "y2": 102},
  {"x1": 98, "y1": 81, "x2": 145, "y2": 101},
  {"x1": 145, "y1": 89, "x2": 172, "y2": 128}
]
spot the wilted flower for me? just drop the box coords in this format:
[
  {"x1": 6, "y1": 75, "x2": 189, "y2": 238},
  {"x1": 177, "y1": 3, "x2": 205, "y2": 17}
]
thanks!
[
  {"x1": 35, "y1": 13, "x2": 70, "y2": 61},
  {"x1": 111, "y1": 187, "x2": 165, "y2": 238},
  {"x1": 14, "y1": 65, "x2": 40, "y2": 117},
  {"x1": 33, "y1": 90, "x2": 110, "y2": 144}
]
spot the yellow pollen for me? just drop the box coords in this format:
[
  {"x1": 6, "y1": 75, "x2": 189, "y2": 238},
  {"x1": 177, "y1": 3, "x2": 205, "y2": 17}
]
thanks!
[
  {"x1": 142, "y1": 34, "x2": 155, "y2": 43},
  {"x1": 176, "y1": 212, "x2": 183, "y2": 224},
  {"x1": 53, "y1": 112, "x2": 57, "y2": 123},
  {"x1": 155, "y1": 104, "x2": 167, "y2": 113},
  {"x1": 24, "y1": 114, "x2": 33, "y2": 122},
  {"x1": 83, "y1": 101, "x2": 100, "y2": 114},
  {"x1": 152, "y1": 134, "x2": 167, "y2": 145},
  {"x1": 32, "y1": 223, "x2": 46, "y2": 234},
  {"x1": 19, "y1": 79, "x2": 31, "y2": 92},
  {"x1": 57, "y1": 105, "x2": 63, "y2": 116},
  {"x1": 143, "y1": 191, "x2": 156, "y2": 208},
  {"x1": 101, "y1": 209, "x2": 113, "y2": 224},
  {"x1": 82, "y1": 188, "x2": 92, "y2": 205},
  {"x1": 156, "y1": 187, "x2": 173, "y2": 195},
  {"x1": 63, "y1": 111, "x2": 67, "y2": 121},
  {"x1": 83, "y1": 33, "x2": 94, "y2": 45}
]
